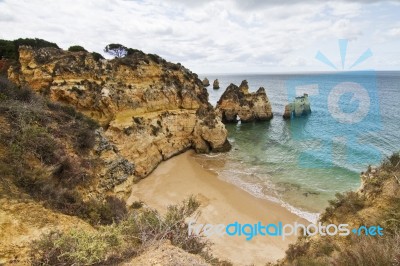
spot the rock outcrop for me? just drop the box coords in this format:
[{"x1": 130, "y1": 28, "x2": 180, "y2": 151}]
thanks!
[
  {"x1": 283, "y1": 93, "x2": 311, "y2": 119},
  {"x1": 213, "y1": 79, "x2": 219, "y2": 89},
  {"x1": 216, "y1": 80, "x2": 273, "y2": 123},
  {"x1": 202, "y1": 77, "x2": 210, "y2": 87},
  {"x1": 9, "y1": 46, "x2": 230, "y2": 179}
]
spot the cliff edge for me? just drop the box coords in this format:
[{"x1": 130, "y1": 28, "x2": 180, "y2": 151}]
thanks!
[{"x1": 8, "y1": 47, "x2": 230, "y2": 179}]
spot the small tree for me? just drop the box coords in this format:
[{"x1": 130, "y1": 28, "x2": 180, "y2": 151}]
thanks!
[
  {"x1": 68, "y1": 45, "x2": 87, "y2": 52},
  {"x1": 104, "y1": 43, "x2": 127, "y2": 58}
]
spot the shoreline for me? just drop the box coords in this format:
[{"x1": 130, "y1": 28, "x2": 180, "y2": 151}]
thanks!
[{"x1": 128, "y1": 150, "x2": 309, "y2": 265}]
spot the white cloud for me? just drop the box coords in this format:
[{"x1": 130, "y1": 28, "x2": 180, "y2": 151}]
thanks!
[{"x1": 0, "y1": 0, "x2": 399, "y2": 72}]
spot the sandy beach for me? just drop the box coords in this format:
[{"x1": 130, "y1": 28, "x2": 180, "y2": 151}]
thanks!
[{"x1": 128, "y1": 151, "x2": 308, "y2": 265}]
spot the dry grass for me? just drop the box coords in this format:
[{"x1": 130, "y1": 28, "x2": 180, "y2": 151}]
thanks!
[{"x1": 31, "y1": 196, "x2": 209, "y2": 265}]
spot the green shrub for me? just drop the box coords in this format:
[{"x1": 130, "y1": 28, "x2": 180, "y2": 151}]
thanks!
[
  {"x1": 98, "y1": 196, "x2": 128, "y2": 224},
  {"x1": 68, "y1": 45, "x2": 87, "y2": 52},
  {"x1": 0, "y1": 39, "x2": 16, "y2": 60},
  {"x1": 91, "y1": 52, "x2": 104, "y2": 62},
  {"x1": 320, "y1": 191, "x2": 365, "y2": 223}
]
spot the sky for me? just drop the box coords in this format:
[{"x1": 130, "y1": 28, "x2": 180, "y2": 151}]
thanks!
[{"x1": 0, "y1": 0, "x2": 399, "y2": 74}]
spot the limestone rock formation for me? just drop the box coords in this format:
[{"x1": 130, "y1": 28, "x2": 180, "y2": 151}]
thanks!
[
  {"x1": 202, "y1": 77, "x2": 210, "y2": 87},
  {"x1": 216, "y1": 80, "x2": 273, "y2": 123},
  {"x1": 9, "y1": 46, "x2": 230, "y2": 179},
  {"x1": 283, "y1": 93, "x2": 311, "y2": 119},
  {"x1": 213, "y1": 78, "x2": 219, "y2": 89}
]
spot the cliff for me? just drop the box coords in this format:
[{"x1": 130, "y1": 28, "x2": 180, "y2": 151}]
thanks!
[
  {"x1": 8, "y1": 47, "x2": 230, "y2": 179},
  {"x1": 216, "y1": 80, "x2": 273, "y2": 123},
  {"x1": 0, "y1": 52, "x2": 228, "y2": 265}
]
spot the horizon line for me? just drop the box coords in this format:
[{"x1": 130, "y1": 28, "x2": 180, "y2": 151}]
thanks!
[{"x1": 198, "y1": 70, "x2": 400, "y2": 76}]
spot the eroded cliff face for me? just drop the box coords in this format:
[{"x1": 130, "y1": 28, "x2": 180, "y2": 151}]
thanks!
[
  {"x1": 9, "y1": 47, "x2": 230, "y2": 178},
  {"x1": 216, "y1": 80, "x2": 273, "y2": 123}
]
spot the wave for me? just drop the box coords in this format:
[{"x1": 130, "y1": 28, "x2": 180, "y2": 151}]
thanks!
[{"x1": 215, "y1": 168, "x2": 320, "y2": 223}]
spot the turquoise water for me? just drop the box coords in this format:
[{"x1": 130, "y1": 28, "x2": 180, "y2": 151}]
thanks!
[{"x1": 195, "y1": 72, "x2": 400, "y2": 222}]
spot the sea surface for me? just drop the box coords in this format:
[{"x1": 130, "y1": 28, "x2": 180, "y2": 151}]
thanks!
[{"x1": 194, "y1": 72, "x2": 400, "y2": 222}]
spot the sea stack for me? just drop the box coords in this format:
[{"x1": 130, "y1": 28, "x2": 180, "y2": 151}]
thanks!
[
  {"x1": 213, "y1": 79, "x2": 220, "y2": 89},
  {"x1": 202, "y1": 77, "x2": 210, "y2": 87},
  {"x1": 216, "y1": 80, "x2": 273, "y2": 123},
  {"x1": 283, "y1": 93, "x2": 311, "y2": 119}
]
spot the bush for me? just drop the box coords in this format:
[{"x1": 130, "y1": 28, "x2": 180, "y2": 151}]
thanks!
[
  {"x1": 91, "y1": 52, "x2": 104, "y2": 62},
  {"x1": 320, "y1": 191, "x2": 365, "y2": 223},
  {"x1": 99, "y1": 196, "x2": 128, "y2": 224},
  {"x1": 68, "y1": 45, "x2": 87, "y2": 52},
  {"x1": 0, "y1": 38, "x2": 59, "y2": 60},
  {"x1": 52, "y1": 157, "x2": 83, "y2": 185},
  {"x1": 75, "y1": 126, "x2": 96, "y2": 152},
  {"x1": 332, "y1": 233, "x2": 400, "y2": 266},
  {"x1": 31, "y1": 197, "x2": 206, "y2": 265},
  {"x1": 0, "y1": 39, "x2": 16, "y2": 60},
  {"x1": 285, "y1": 241, "x2": 310, "y2": 262},
  {"x1": 0, "y1": 77, "x2": 36, "y2": 102},
  {"x1": 382, "y1": 152, "x2": 400, "y2": 172},
  {"x1": 31, "y1": 229, "x2": 125, "y2": 266}
]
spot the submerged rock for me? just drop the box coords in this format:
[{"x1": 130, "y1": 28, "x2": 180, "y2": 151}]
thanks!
[
  {"x1": 216, "y1": 80, "x2": 273, "y2": 123},
  {"x1": 283, "y1": 93, "x2": 311, "y2": 119},
  {"x1": 213, "y1": 79, "x2": 219, "y2": 89},
  {"x1": 202, "y1": 77, "x2": 210, "y2": 87}
]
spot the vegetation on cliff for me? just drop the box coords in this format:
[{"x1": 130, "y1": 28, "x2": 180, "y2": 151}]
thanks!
[
  {"x1": 8, "y1": 43, "x2": 230, "y2": 178},
  {"x1": 0, "y1": 38, "x2": 232, "y2": 265},
  {"x1": 31, "y1": 196, "x2": 215, "y2": 265},
  {"x1": 0, "y1": 38, "x2": 59, "y2": 60},
  {"x1": 0, "y1": 77, "x2": 128, "y2": 226},
  {"x1": 0, "y1": 77, "x2": 231, "y2": 265},
  {"x1": 277, "y1": 153, "x2": 400, "y2": 266}
]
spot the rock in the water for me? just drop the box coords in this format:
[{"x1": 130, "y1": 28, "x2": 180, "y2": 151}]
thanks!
[
  {"x1": 9, "y1": 46, "x2": 231, "y2": 179},
  {"x1": 213, "y1": 79, "x2": 219, "y2": 89},
  {"x1": 283, "y1": 93, "x2": 311, "y2": 119},
  {"x1": 202, "y1": 77, "x2": 210, "y2": 87},
  {"x1": 216, "y1": 80, "x2": 273, "y2": 123}
]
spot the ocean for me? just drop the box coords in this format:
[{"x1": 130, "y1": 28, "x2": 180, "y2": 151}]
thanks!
[{"x1": 194, "y1": 72, "x2": 400, "y2": 222}]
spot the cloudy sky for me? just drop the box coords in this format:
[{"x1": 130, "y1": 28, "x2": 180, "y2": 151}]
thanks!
[{"x1": 0, "y1": 0, "x2": 399, "y2": 73}]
